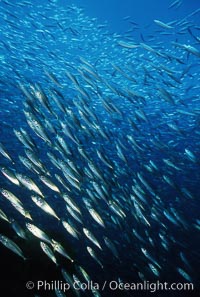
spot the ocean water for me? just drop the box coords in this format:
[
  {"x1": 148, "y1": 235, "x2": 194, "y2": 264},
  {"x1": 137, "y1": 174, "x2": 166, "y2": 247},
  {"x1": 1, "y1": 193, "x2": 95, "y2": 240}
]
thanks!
[{"x1": 0, "y1": 0, "x2": 200, "y2": 296}]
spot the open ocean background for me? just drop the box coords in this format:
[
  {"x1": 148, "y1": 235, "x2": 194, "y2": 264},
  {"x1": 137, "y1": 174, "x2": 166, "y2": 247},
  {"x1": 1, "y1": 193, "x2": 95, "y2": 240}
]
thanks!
[{"x1": 0, "y1": 0, "x2": 200, "y2": 296}]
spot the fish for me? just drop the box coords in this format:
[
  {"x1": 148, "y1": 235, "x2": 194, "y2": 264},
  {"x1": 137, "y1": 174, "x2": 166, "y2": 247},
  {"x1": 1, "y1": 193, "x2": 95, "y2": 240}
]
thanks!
[
  {"x1": 13, "y1": 129, "x2": 35, "y2": 150},
  {"x1": 117, "y1": 40, "x2": 139, "y2": 49},
  {"x1": 18, "y1": 155, "x2": 40, "y2": 174},
  {"x1": 62, "y1": 220, "x2": 80, "y2": 240},
  {"x1": 24, "y1": 149, "x2": 49, "y2": 174},
  {"x1": 141, "y1": 248, "x2": 161, "y2": 269},
  {"x1": 162, "y1": 159, "x2": 181, "y2": 171},
  {"x1": 11, "y1": 219, "x2": 27, "y2": 240},
  {"x1": 0, "y1": 234, "x2": 26, "y2": 260},
  {"x1": 0, "y1": 142, "x2": 14, "y2": 163},
  {"x1": 0, "y1": 188, "x2": 23, "y2": 206},
  {"x1": 1, "y1": 167, "x2": 20, "y2": 186},
  {"x1": 24, "y1": 114, "x2": 51, "y2": 145},
  {"x1": 66, "y1": 205, "x2": 83, "y2": 224},
  {"x1": 40, "y1": 241, "x2": 58, "y2": 266},
  {"x1": 172, "y1": 42, "x2": 200, "y2": 58},
  {"x1": 11, "y1": 202, "x2": 33, "y2": 220},
  {"x1": 51, "y1": 239, "x2": 74, "y2": 262},
  {"x1": 75, "y1": 265, "x2": 91, "y2": 282},
  {"x1": 55, "y1": 289, "x2": 67, "y2": 297},
  {"x1": 43, "y1": 69, "x2": 62, "y2": 88},
  {"x1": 61, "y1": 269, "x2": 81, "y2": 297},
  {"x1": 184, "y1": 148, "x2": 197, "y2": 163},
  {"x1": 168, "y1": 0, "x2": 182, "y2": 9},
  {"x1": 103, "y1": 236, "x2": 120, "y2": 260},
  {"x1": 15, "y1": 173, "x2": 44, "y2": 197},
  {"x1": 0, "y1": 208, "x2": 11, "y2": 223},
  {"x1": 0, "y1": 0, "x2": 199, "y2": 294},
  {"x1": 39, "y1": 175, "x2": 61, "y2": 193},
  {"x1": 148, "y1": 263, "x2": 160, "y2": 277},
  {"x1": 177, "y1": 267, "x2": 192, "y2": 282},
  {"x1": 62, "y1": 194, "x2": 82, "y2": 214},
  {"x1": 31, "y1": 194, "x2": 60, "y2": 220},
  {"x1": 154, "y1": 20, "x2": 174, "y2": 29},
  {"x1": 26, "y1": 223, "x2": 52, "y2": 244},
  {"x1": 83, "y1": 228, "x2": 102, "y2": 250},
  {"x1": 108, "y1": 200, "x2": 126, "y2": 219},
  {"x1": 86, "y1": 246, "x2": 103, "y2": 269},
  {"x1": 87, "y1": 208, "x2": 105, "y2": 228}
]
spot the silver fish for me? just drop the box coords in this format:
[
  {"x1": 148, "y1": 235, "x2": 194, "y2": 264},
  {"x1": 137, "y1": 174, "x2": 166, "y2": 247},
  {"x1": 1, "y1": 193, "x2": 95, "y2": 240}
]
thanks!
[
  {"x1": 1, "y1": 167, "x2": 20, "y2": 186},
  {"x1": 51, "y1": 239, "x2": 74, "y2": 262},
  {"x1": 87, "y1": 246, "x2": 103, "y2": 269},
  {"x1": 26, "y1": 223, "x2": 52, "y2": 244},
  {"x1": 0, "y1": 234, "x2": 26, "y2": 260},
  {"x1": 87, "y1": 208, "x2": 105, "y2": 228},
  {"x1": 15, "y1": 173, "x2": 44, "y2": 197},
  {"x1": 11, "y1": 220, "x2": 27, "y2": 240},
  {"x1": 83, "y1": 228, "x2": 102, "y2": 250},
  {"x1": 40, "y1": 242, "x2": 58, "y2": 266},
  {"x1": 39, "y1": 175, "x2": 60, "y2": 193},
  {"x1": 62, "y1": 220, "x2": 80, "y2": 240},
  {"x1": 31, "y1": 194, "x2": 60, "y2": 220}
]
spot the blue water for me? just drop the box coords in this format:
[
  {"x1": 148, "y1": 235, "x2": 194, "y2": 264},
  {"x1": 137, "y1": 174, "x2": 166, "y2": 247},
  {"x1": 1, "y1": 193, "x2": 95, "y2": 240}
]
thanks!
[
  {"x1": 0, "y1": 0, "x2": 200, "y2": 297},
  {"x1": 61, "y1": 0, "x2": 200, "y2": 33}
]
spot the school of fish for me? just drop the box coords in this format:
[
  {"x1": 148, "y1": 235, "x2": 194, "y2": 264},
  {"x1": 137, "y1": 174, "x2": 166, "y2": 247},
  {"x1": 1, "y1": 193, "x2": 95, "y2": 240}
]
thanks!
[{"x1": 0, "y1": 0, "x2": 200, "y2": 296}]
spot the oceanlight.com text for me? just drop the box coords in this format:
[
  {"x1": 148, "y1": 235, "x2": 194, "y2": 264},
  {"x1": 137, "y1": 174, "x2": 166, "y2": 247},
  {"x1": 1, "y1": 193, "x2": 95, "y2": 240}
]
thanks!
[{"x1": 26, "y1": 280, "x2": 194, "y2": 293}]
